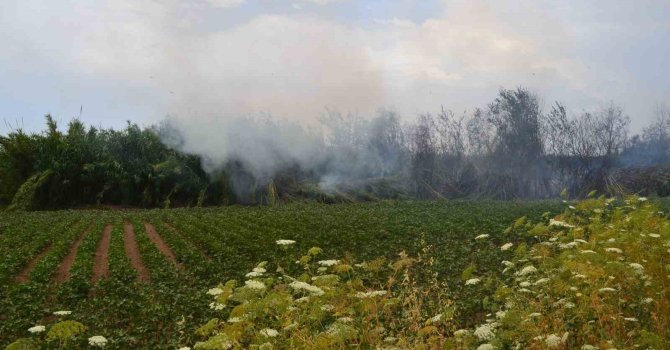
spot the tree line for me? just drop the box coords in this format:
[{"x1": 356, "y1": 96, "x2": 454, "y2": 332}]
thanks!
[{"x1": 1, "y1": 87, "x2": 669, "y2": 209}]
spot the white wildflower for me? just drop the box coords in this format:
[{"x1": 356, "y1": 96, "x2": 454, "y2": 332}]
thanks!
[
  {"x1": 477, "y1": 344, "x2": 495, "y2": 350},
  {"x1": 260, "y1": 328, "x2": 279, "y2": 337},
  {"x1": 244, "y1": 280, "x2": 266, "y2": 290},
  {"x1": 549, "y1": 219, "x2": 574, "y2": 228},
  {"x1": 500, "y1": 243, "x2": 513, "y2": 251},
  {"x1": 429, "y1": 314, "x2": 443, "y2": 323},
  {"x1": 356, "y1": 290, "x2": 387, "y2": 298},
  {"x1": 581, "y1": 250, "x2": 597, "y2": 254},
  {"x1": 207, "y1": 287, "x2": 224, "y2": 296},
  {"x1": 276, "y1": 239, "x2": 296, "y2": 245},
  {"x1": 53, "y1": 310, "x2": 72, "y2": 316},
  {"x1": 559, "y1": 242, "x2": 579, "y2": 249},
  {"x1": 528, "y1": 312, "x2": 542, "y2": 318},
  {"x1": 289, "y1": 281, "x2": 324, "y2": 295},
  {"x1": 317, "y1": 260, "x2": 339, "y2": 266},
  {"x1": 473, "y1": 323, "x2": 495, "y2": 340},
  {"x1": 518, "y1": 265, "x2": 537, "y2": 276},
  {"x1": 383, "y1": 336, "x2": 397, "y2": 343},
  {"x1": 294, "y1": 296, "x2": 310, "y2": 303},
  {"x1": 465, "y1": 278, "x2": 481, "y2": 286},
  {"x1": 453, "y1": 329, "x2": 470, "y2": 337},
  {"x1": 648, "y1": 233, "x2": 660, "y2": 238},
  {"x1": 605, "y1": 247, "x2": 622, "y2": 254},
  {"x1": 534, "y1": 278, "x2": 549, "y2": 285},
  {"x1": 598, "y1": 287, "x2": 617, "y2": 293},
  {"x1": 495, "y1": 311, "x2": 506, "y2": 319},
  {"x1": 545, "y1": 334, "x2": 562, "y2": 348},
  {"x1": 28, "y1": 325, "x2": 45, "y2": 334},
  {"x1": 475, "y1": 234, "x2": 490, "y2": 240},
  {"x1": 337, "y1": 317, "x2": 353, "y2": 323},
  {"x1": 629, "y1": 263, "x2": 644, "y2": 274},
  {"x1": 638, "y1": 197, "x2": 648, "y2": 202},
  {"x1": 209, "y1": 302, "x2": 225, "y2": 310},
  {"x1": 88, "y1": 335, "x2": 108, "y2": 347},
  {"x1": 501, "y1": 260, "x2": 515, "y2": 267},
  {"x1": 177, "y1": 347, "x2": 191, "y2": 350},
  {"x1": 582, "y1": 345, "x2": 599, "y2": 350},
  {"x1": 519, "y1": 281, "x2": 531, "y2": 287},
  {"x1": 320, "y1": 304, "x2": 335, "y2": 312},
  {"x1": 246, "y1": 271, "x2": 264, "y2": 277},
  {"x1": 642, "y1": 297, "x2": 654, "y2": 304},
  {"x1": 227, "y1": 317, "x2": 243, "y2": 323}
]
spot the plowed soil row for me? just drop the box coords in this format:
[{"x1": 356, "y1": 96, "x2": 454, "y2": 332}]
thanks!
[
  {"x1": 15, "y1": 244, "x2": 52, "y2": 283},
  {"x1": 123, "y1": 221, "x2": 150, "y2": 282},
  {"x1": 16, "y1": 221, "x2": 186, "y2": 286},
  {"x1": 91, "y1": 224, "x2": 112, "y2": 283},
  {"x1": 54, "y1": 225, "x2": 91, "y2": 284},
  {"x1": 144, "y1": 222, "x2": 183, "y2": 270}
]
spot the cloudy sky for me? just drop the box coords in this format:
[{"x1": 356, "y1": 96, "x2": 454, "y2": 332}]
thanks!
[{"x1": 1, "y1": 0, "x2": 669, "y2": 134}]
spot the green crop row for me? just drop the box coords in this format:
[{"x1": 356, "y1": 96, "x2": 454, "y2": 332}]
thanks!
[{"x1": 1, "y1": 200, "x2": 565, "y2": 349}]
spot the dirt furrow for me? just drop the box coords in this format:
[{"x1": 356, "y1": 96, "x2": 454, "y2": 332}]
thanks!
[
  {"x1": 54, "y1": 225, "x2": 91, "y2": 284},
  {"x1": 144, "y1": 222, "x2": 183, "y2": 270},
  {"x1": 123, "y1": 221, "x2": 150, "y2": 282},
  {"x1": 15, "y1": 244, "x2": 52, "y2": 283},
  {"x1": 91, "y1": 224, "x2": 112, "y2": 283},
  {"x1": 165, "y1": 222, "x2": 213, "y2": 261}
]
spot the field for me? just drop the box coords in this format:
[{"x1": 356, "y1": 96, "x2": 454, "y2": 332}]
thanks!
[{"x1": 0, "y1": 200, "x2": 564, "y2": 349}]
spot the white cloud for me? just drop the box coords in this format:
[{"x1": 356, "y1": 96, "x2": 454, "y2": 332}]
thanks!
[
  {"x1": 1, "y1": 0, "x2": 668, "y2": 132},
  {"x1": 205, "y1": 0, "x2": 246, "y2": 8},
  {"x1": 302, "y1": 0, "x2": 342, "y2": 5}
]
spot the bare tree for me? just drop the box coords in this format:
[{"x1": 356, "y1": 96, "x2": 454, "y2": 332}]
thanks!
[
  {"x1": 408, "y1": 114, "x2": 439, "y2": 198},
  {"x1": 436, "y1": 106, "x2": 466, "y2": 158},
  {"x1": 593, "y1": 103, "x2": 630, "y2": 159},
  {"x1": 466, "y1": 108, "x2": 494, "y2": 156}
]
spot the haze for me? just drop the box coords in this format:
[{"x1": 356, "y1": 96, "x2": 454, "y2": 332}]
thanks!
[{"x1": 1, "y1": 0, "x2": 669, "y2": 133}]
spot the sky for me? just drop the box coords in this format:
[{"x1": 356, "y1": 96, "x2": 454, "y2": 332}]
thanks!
[{"x1": 1, "y1": 0, "x2": 669, "y2": 134}]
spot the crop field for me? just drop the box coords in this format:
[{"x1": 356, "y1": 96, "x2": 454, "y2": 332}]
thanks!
[{"x1": 0, "y1": 200, "x2": 564, "y2": 349}]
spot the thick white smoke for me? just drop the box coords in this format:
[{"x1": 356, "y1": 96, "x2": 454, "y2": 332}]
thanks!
[{"x1": 162, "y1": 114, "x2": 326, "y2": 181}]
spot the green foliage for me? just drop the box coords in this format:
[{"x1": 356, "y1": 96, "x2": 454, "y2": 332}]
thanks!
[
  {"x1": 8, "y1": 170, "x2": 53, "y2": 211},
  {"x1": 0, "y1": 117, "x2": 209, "y2": 209},
  {"x1": 193, "y1": 245, "x2": 452, "y2": 349},
  {"x1": 4, "y1": 338, "x2": 37, "y2": 350},
  {"x1": 486, "y1": 196, "x2": 670, "y2": 348},
  {"x1": 46, "y1": 321, "x2": 86, "y2": 344},
  {"x1": 0, "y1": 200, "x2": 562, "y2": 348}
]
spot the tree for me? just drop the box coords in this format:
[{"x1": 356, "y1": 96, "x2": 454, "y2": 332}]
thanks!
[{"x1": 485, "y1": 87, "x2": 548, "y2": 198}]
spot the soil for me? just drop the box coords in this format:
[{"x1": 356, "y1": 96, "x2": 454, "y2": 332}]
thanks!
[
  {"x1": 53, "y1": 225, "x2": 91, "y2": 284},
  {"x1": 91, "y1": 224, "x2": 112, "y2": 283},
  {"x1": 123, "y1": 221, "x2": 150, "y2": 282},
  {"x1": 143, "y1": 222, "x2": 182, "y2": 270},
  {"x1": 165, "y1": 222, "x2": 213, "y2": 261},
  {"x1": 15, "y1": 244, "x2": 52, "y2": 283}
]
